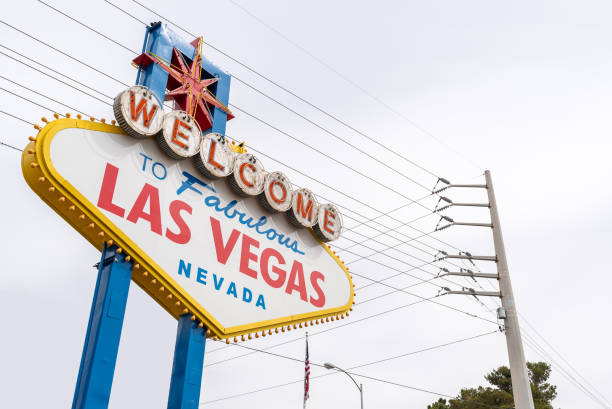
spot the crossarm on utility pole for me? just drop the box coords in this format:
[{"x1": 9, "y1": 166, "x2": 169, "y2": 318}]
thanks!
[
  {"x1": 444, "y1": 290, "x2": 501, "y2": 297},
  {"x1": 440, "y1": 271, "x2": 499, "y2": 279},
  {"x1": 443, "y1": 254, "x2": 497, "y2": 262}
]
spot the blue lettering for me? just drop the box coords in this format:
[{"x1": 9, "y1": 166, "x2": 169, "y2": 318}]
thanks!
[
  {"x1": 227, "y1": 282, "x2": 238, "y2": 298},
  {"x1": 222, "y1": 200, "x2": 238, "y2": 219},
  {"x1": 242, "y1": 287, "x2": 252, "y2": 303},
  {"x1": 205, "y1": 195, "x2": 222, "y2": 211},
  {"x1": 178, "y1": 259, "x2": 191, "y2": 278},
  {"x1": 196, "y1": 268, "x2": 207, "y2": 285},
  {"x1": 176, "y1": 175, "x2": 305, "y2": 255},
  {"x1": 255, "y1": 294, "x2": 266, "y2": 310},
  {"x1": 139, "y1": 153, "x2": 152, "y2": 172},
  {"x1": 238, "y1": 212, "x2": 254, "y2": 228},
  {"x1": 152, "y1": 161, "x2": 167, "y2": 180},
  {"x1": 177, "y1": 171, "x2": 216, "y2": 196},
  {"x1": 254, "y1": 217, "x2": 269, "y2": 234},
  {"x1": 213, "y1": 274, "x2": 224, "y2": 290},
  {"x1": 290, "y1": 241, "x2": 305, "y2": 255},
  {"x1": 277, "y1": 234, "x2": 290, "y2": 247}
]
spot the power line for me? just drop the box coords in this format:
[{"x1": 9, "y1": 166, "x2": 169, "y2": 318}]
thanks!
[
  {"x1": 1, "y1": 77, "x2": 490, "y2": 327},
  {"x1": 205, "y1": 295, "x2": 437, "y2": 366},
  {"x1": 37, "y1": 0, "x2": 440, "y2": 204},
  {"x1": 0, "y1": 73, "x2": 459, "y2": 298},
  {"x1": 0, "y1": 38, "x2": 469, "y2": 283},
  {"x1": 519, "y1": 312, "x2": 611, "y2": 407},
  {"x1": 0, "y1": 19, "x2": 491, "y2": 313},
  {"x1": 521, "y1": 332, "x2": 609, "y2": 409},
  {"x1": 37, "y1": 0, "x2": 134, "y2": 55},
  {"x1": 201, "y1": 330, "x2": 500, "y2": 408},
  {"x1": 2, "y1": 80, "x2": 490, "y2": 321},
  {"x1": 117, "y1": 0, "x2": 448, "y2": 179},
  {"x1": 222, "y1": 0, "x2": 483, "y2": 172},
  {"x1": 0, "y1": 43, "x2": 114, "y2": 100},
  {"x1": 0, "y1": 109, "x2": 34, "y2": 125},
  {"x1": 0, "y1": 140, "x2": 23, "y2": 152},
  {"x1": 0, "y1": 17, "x2": 470, "y2": 259},
  {"x1": 230, "y1": 103, "x2": 437, "y2": 210},
  {"x1": 0, "y1": 20, "x2": 128, "y2": 88},
  {"x1": 0, "y1": 88, "x2": 71, "y2": 118},
  {"x1": 0, "y1": 138, "x2": 494, "y2": 361},
  {"x1": 0, "y1": 75, "x2": 90, "y2": 117},
  {"x1": 97, "y1": 0, "x2": 486, "y2": 260},
  {"x1": 230, "y1": 77, "x2": 433, "y2": 191}
]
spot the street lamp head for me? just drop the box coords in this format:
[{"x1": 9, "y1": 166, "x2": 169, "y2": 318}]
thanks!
[{"x1": 323, "y1": 362, "x2": 336, "y2": 370}]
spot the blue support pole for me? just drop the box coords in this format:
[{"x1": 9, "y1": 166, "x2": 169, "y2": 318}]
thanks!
[
  {"x1": 72, "y1": 245, "x2": 133, "y2": 409},
  {"x1": 167, "y1": 315, "x2": 207, "y2": 409}
]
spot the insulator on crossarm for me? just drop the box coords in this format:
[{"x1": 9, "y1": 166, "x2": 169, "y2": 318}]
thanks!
[
  {"x1": 431, "y1": 177, "x2": 451, "y2": 194},
  {"x1": 436, "y1": 224, "x2": 452, "y2": 232},
  {"x1": 433, "y1": 186, "x2": 449, "y2": 194}
]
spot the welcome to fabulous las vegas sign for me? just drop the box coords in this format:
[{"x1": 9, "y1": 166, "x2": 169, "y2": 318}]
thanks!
[{"x1": 21, "y1": 23, "x2": 354, "y2": 341}]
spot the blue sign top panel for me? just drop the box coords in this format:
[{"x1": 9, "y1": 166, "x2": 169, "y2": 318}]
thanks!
[{"x1": 136, "y1": 22, "x2": 231, "y2": 135}]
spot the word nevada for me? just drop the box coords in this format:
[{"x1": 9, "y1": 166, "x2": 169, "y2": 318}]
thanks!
[{"x1": 113, "y1": 85, "x2": 342, "y2": 242}]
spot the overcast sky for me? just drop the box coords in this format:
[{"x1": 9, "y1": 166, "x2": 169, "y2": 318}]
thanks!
[{"x1": 1, "y1": 0, "x2": 611, "y2": 408}]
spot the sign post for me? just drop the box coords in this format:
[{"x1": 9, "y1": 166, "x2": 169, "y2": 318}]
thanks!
[
  {"x1": 168, "y1": 315, "x2": 207, "y2": 409},
  {"x1": 72, "y1": 244, "x2": 133, "y2": 409}
]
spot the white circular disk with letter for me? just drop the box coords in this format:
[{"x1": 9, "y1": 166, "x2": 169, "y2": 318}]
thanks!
[
  {"x1": 313, "y1": 203, "x2": 342, "y2": 242},
  {"x1": 259, "y1": 171, "x2": 293, "y2": 213},
  {"x1": 195, "y1": 133, "x2": 235, "y2": 179},
  {"x1": 228, "y1": 153, "x2": 265, "y2": 196},
  {"x1": 156, "y1": 111, "x2": 202, "y2": 160},
  {"x1": 288, "y1": 188, "x2": 318, "y2": 228},
  {"x1": 113, "y1": 85, "x2": 163, "y2": 138}
]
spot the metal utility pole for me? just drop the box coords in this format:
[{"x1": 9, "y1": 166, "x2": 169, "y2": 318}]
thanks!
[
  {"x1": 485, "y1": 170, "x2": 535, "y2": 409},
  {"x1": 435, "y1": 171, "x2": 535, "y2": 409}
]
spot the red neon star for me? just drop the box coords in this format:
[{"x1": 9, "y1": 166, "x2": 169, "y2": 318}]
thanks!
[{"x1": 133, "y1": 37, "x2": 234, "y2": 131}]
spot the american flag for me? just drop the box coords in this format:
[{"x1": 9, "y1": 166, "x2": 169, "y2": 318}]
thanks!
[{"x1": 303, "y1": 333, "x2": 310, "y2": 408}]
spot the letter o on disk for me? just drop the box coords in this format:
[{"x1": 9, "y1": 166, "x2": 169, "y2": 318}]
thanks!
[
  {"x1": 194, "y1": 133, "x2": 235, "y2": 179},
  {"x1": 258, "y1": 171, "x2": 293, "y2": 213},
  {"x1": 113, "y1": 85, "x2": 163, "y2": 138},
  {"x1": 156, "y1": 111, "x2": 202, "y2": 160},
  {"x1": 228, "y1": 153, "x2": 265, "y2": 196}
]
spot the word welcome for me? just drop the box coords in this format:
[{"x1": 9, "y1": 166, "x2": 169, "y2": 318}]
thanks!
[{"x1": 113, "y1": 85, "x2": 342, "y2": 242}]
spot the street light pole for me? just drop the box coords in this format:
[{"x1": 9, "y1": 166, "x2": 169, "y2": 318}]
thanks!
[{"x1": 324, "y1": 363, "x2": 363, "y2": 409}]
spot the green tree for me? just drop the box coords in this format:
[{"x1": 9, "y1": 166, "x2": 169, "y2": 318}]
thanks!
[
  {"x1": 427, "y1": 362, "x2": 557, "y2": 409},
  {"x1": 427, "y1": 398, "x2": 450, "y2": 409}
]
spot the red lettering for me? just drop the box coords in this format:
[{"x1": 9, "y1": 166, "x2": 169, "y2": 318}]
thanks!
[
  {"x1": 165, "y1": 200, "x2": 192, "y2": 244},
  {"x1": 296, "y1": 193, "x2": 313, "y2": 221},
  {"x1": 260, "y1": 248, "x2": 286, "y2": 288},
  {"x1": 269, "y1": 180, "x2": 287, "y2": 204},
  {"x1": 97, "y1": 163, "x2": 125, "y2": 218},
  {"x1": 309, "y1": 271, "x2": 326, "y2": 307},
  {"x1": 171, "y1": 118, "x2": 191, "y2": 149},
  {"x1": 323, "y1": 210, "x2": 336, "y2": 234},
  {"x1": 240, "y1": 234, "x2": 259, "y2": 279},
  {"x1": 207, "y1": 140, "x2": 225, "y2": 171},
  {"x1": 129, "y1": 91, "x2": 158, "y2": 128},
  {"x1": 239, "y1": 162, "x2": 255, "y2": 187},
  {"x1": 285, "y1": 260, "x2": 308, "y2": 302},
  {"x1": 126, "y1": 183, "x2": 162, "y2": 235},
  {"x1": 210, "y1": 216, "x2": 240, "y2": 264}
]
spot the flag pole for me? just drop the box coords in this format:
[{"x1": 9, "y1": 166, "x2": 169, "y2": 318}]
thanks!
[{"x1": 303, "y1": 332, "x2": 309, "y2": 409}]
